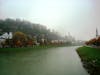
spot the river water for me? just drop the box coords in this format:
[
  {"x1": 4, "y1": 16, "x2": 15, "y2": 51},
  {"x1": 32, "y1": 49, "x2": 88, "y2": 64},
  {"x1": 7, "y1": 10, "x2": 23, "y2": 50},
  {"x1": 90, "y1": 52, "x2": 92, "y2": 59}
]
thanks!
[{"x1": 0, "y1": 46, "x2": 89, "y2": 75}]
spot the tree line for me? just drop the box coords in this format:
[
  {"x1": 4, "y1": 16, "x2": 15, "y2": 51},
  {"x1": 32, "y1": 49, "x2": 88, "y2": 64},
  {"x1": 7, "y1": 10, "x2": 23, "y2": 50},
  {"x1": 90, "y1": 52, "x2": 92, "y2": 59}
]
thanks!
[
  {"x1": 0, "y1": 18, "x2": 70, "y2": 48},
  {"x1": 85, "y1": 37, "x2": 100, "y2": 46}
]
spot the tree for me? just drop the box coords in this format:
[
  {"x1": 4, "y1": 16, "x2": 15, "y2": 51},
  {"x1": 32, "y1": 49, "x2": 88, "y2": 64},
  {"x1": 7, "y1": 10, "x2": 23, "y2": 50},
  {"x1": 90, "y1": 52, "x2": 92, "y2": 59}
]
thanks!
[
  {"x1": 13, "y1": 31, "x2": 27, "y2": 47},
  {"x1": 27, "y1": 40, "x2": 33, "y2": 47},
  {"x1": 0, "y1": 18, "x2": 64, "y2": 45},
  {"x1": 96, "y1": 37, "x2": 100, "y2": 46}
]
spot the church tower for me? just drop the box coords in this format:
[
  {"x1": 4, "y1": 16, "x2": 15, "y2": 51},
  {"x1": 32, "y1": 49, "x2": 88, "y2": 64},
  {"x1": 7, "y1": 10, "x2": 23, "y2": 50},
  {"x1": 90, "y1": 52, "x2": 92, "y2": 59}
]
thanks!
[{"x1": 96, "y1": 28, "x2": 98, "y2": 37}]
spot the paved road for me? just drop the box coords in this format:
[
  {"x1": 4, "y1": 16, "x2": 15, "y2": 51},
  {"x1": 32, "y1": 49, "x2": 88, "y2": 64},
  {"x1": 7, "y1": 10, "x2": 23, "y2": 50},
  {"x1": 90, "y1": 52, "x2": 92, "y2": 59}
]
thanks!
[{"x1": 0, "y1": 46, "x2": 89, "y2": 75}]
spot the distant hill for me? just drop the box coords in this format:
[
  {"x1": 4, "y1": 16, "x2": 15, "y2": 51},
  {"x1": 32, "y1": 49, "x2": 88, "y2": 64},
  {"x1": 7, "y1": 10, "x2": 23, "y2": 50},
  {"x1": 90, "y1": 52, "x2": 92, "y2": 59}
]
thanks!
[{"x1": 0, "y1": 18, "x2": 63, "y2": 41}]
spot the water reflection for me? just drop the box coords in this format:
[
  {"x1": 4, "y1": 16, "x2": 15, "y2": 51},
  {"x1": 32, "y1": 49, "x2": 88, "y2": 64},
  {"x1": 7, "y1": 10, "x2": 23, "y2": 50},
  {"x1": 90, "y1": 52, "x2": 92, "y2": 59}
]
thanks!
[{"x1": 0, "y1": 47, "x2": 89, "y2": 75}]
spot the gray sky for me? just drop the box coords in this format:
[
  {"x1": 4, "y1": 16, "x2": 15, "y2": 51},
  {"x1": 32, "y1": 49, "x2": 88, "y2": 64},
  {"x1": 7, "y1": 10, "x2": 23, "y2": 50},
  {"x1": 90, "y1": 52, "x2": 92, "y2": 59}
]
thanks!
[{"x1": 0, "y1": 0, "x2": 100, "y2": 40}]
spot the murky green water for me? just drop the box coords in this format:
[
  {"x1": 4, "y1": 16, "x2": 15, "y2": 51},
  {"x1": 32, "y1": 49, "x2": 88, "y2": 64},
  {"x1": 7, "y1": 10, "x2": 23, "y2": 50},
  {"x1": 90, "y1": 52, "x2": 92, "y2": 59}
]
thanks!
[{"x1": 0, "y1": 46, "x2": 89, "y2": 75}]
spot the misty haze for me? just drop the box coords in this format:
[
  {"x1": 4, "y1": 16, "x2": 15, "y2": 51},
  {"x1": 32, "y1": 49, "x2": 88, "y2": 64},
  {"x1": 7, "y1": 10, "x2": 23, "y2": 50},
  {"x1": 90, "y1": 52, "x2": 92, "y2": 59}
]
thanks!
[{"x1": 0, "y1": 0, "x2": 100, "y2": 75}]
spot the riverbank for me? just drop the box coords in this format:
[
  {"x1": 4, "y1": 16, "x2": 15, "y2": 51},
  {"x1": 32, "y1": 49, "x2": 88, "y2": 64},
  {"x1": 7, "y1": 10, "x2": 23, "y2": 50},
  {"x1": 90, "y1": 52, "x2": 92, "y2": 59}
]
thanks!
[
  {"x1": 0, "y1": 45, "x2": 54, "y2": 52},
  {"x1": 0, "y1": 45, "x2": 69, "y2": 53},
  {"x1": 77, "y1": 46, "x2": 100, "y2": 75}
]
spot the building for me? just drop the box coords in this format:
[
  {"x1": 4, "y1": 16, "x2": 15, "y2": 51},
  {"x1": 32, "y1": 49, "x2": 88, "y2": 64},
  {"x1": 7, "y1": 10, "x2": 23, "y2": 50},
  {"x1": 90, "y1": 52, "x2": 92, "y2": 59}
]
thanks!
[
  {"x1": 0, "y1": 32, "x2": 13, "y2": 48},
  {"x1": 96, "y1": 28, "x2": 100, "y2": 39}
]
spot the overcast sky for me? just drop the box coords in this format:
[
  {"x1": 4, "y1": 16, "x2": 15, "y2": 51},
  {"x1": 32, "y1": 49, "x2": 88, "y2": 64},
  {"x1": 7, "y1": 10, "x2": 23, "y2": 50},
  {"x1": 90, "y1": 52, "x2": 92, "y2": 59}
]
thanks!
[{"x1": 0, "y1": 0, "x2": 100, "y2": 40}]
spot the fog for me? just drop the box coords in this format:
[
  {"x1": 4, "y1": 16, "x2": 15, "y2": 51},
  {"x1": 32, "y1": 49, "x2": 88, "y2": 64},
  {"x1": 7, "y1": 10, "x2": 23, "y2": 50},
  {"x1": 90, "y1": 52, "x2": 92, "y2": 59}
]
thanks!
[{"x1": 0, "y1": 0, "x2": 100, "y2": 40}]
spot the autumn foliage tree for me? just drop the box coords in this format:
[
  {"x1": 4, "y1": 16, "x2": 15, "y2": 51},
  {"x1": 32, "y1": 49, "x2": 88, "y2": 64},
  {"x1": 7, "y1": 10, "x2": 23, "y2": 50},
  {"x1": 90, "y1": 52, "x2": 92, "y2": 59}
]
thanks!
[
  {"x1": 85, "y1": 37, "x2": 100, "y2": 46},
  {"x1": 13, "y1": 31, "x2": 27, "y2": 47},
  {"x1": 27, "y1": 40, "x2": 34, "y2": 47}
]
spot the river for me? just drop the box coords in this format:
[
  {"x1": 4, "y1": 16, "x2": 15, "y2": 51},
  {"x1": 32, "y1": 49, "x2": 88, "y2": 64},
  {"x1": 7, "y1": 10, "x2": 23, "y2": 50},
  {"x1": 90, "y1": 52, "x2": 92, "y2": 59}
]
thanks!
[{"x1": 0, "y1": 46, "x2": 89, "y2": 75}]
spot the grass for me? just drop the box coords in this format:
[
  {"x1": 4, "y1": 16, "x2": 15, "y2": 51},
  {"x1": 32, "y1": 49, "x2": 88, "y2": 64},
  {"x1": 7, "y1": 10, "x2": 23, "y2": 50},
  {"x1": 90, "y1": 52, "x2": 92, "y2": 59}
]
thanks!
[{"x1": 77, "y1": 46, "x2": 100, "y2": 75}]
